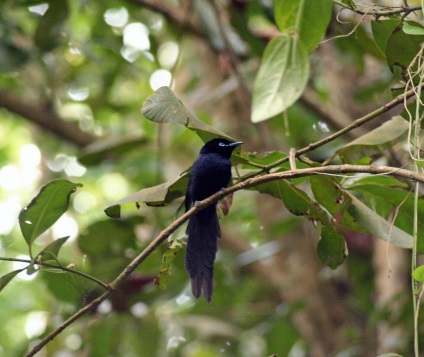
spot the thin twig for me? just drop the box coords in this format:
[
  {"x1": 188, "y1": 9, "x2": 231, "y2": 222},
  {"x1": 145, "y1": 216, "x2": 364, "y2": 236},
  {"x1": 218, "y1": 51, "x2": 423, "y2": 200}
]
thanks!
[
  {"x1": 26, "y1": 163, "x2": 424, "y2": 356},
  {"x1": 0, "y1": 257, "x2": 109, "y2": 290},
  {"x1": 240, "y1": 83, "x2": 421, "y2": 180},
  {"x1": 333, "y1": 0, "x2": 420, "y2": 17}
]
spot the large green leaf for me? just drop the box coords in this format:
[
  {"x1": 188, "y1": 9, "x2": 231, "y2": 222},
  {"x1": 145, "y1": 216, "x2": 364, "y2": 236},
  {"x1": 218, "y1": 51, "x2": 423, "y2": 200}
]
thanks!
[
  {"x1": 252, "y1": 178, "x2": 312, "y2": 214},
  {"x1": 336, "y1": 116, "x2": 408, "y2": 163},
  {"x1": 386, "y1": 23, "x2": 424, "y2": 72},
  {"x1": 255, "y1": 178, "x2": 346, "y2": 268},
  {"x1": 273, "y1": 0, "x2": 333, "y2": 53},
  {"x1": 78, "y1": 217, "x2": 143, "y2": 282},
  {"x1": 142, "y1": 87, "x2": 234, "y2": 143},
  {"x1": 371, "y1": 19, "x2": 401, "y2": 56},
  {"x1": 317, "y1": 224, "x2": 347, "y2": 270},
  {"x1": 41, "y1": 270, "x2": 99, "y2": 306},
  {"x1": 105, "y1": 173, "x2": 189, "y2": 218},
  {"x1": 310, "y1": 175, "x2": 365, "y2": 232},
  {"x1": 19, "y1": 179, "x2": 82, "y2": 254},
  {"x1": 347, "y1": 194, "x2": 413, "y2": 250},
  {"x1": 346, "y1": 176, "x2": 424, "y2": 252},
  {"x1": 252, "y1": 34, "x2": 309, "y2": 123}
]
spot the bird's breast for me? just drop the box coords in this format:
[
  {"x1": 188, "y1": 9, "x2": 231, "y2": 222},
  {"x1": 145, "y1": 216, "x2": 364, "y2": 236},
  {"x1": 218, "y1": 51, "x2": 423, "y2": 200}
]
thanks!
[{"x1": 189, "y1": 154, "x2": 232, "y2": 200}]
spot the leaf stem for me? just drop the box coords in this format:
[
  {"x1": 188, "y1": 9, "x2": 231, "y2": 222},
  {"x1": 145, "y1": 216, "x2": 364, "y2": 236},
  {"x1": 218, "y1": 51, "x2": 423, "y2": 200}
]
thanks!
[{"x1": 0, "y1": 256, "x2": 109, "y2": 290}]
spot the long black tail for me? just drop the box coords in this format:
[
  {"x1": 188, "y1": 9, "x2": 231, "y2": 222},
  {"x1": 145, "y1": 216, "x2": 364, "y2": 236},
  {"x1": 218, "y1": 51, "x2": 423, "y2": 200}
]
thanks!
[{"x1": 185, "y1": 205, "x2": 220, "y2": 302}]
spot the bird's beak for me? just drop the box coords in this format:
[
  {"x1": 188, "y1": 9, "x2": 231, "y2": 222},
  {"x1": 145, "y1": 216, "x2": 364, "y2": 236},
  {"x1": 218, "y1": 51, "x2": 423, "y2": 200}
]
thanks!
[{"x1": 228, "y1": 141, "x2": 243, "y2": 147}]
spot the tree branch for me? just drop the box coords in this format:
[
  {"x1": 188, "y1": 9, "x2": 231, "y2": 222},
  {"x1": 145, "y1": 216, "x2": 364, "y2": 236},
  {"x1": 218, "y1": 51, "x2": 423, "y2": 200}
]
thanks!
[
  {"x1": 26, "y1": 163, "x2": 424, "y2": 356},
  {"x1": 0, "y1": 90, "x2": 95, "y2": 147},
  {"x1": 333, "y1": 0, "x2": 421, "y2": 17},
  {"x1": 127, "y1": 0, "x2": 206, "y2": 40}
]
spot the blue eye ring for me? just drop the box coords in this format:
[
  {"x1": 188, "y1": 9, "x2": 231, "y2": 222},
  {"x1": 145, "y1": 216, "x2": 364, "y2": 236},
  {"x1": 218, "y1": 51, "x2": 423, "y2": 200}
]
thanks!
[{"x1": 218, "y1": 142, "x2": 226, "y2": 147}]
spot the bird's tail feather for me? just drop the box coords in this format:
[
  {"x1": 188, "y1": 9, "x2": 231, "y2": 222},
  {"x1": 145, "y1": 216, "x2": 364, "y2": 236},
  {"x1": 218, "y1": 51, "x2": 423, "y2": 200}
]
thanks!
[{"x1": 185, "y1": 205, "x2": 220, "y2": 302}]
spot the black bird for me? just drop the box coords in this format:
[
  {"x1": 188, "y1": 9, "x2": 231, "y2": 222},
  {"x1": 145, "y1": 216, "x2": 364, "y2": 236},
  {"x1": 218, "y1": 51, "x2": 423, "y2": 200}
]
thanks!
[{"x1": 185, "y1": 138, "x2": 243, "y2": 302}]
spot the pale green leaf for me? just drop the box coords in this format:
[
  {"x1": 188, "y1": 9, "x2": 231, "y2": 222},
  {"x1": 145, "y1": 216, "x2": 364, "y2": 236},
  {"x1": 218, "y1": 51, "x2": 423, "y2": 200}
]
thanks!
[
  {"x1": 336, "y1": 116, "x2": 408, "y2": 163},
  {"x1": 142, "y1": 87, "x2": 233, "y2": 143},
  {"x1": 252, "y1": 34, "x2": 309, "y2": 123},
  {"x1": 347, "y1": 194, "x2": 413, "y2": 249},
  {"x1": 104, "y1": 174, "x2": 189, "y2": 218},
  {"x1": 413, "y1": 265, "x2": 424, "y2": 282},
  {"x1": 403, "y1": 22, "x2": 424, "y2": 36}
]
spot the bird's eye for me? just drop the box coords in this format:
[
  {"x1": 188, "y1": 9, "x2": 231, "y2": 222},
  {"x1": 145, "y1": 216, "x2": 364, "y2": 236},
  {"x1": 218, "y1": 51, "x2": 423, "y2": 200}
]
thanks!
[{"x1": 218, "y1": 142, "x2": 226, "y2": 147}]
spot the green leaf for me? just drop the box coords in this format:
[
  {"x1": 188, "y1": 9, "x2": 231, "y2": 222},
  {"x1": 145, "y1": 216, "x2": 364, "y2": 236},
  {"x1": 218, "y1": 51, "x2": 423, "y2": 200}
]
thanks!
[
  {"x1": 38, "y1": 236, "x2": 70, "y2": 262},
  {"x1": 317, "y1": 224, "x2": 347, "y2": 270},
  {"x1": 347, "y1": 194, "x2": 413, "y2": 249},
  {"x1": 254, "y1": 179, "x2": 311, "y2": 215},
  {"x1": 78, "y1": 135, "x2": 147, "y2": 166},
  {"x1": 41, "y1": 270, "x2": 99, "y2": 306},
  {"x1": 371, "y1": 19, "x2": 401, "y2": 56},
  {"x1": 78, "y1": 218, "x2": 143, "y2": 281},
  {"x1": 255, "y1": 179, "x2": 347, "y2": 268},
  {"x1": 34, "y1": 0, "x2": 69, "y2": 52},
  {"x1": 19, "y1": 179, "x2": 82, "y2": 254},
  {"x1": 0, "y1": 269, "x2": 25, "y2": 292},
  {"x1": 403, "y1": 22, "x2": 424, "y2": 36},
  {"x1": 412, "y1": 265, "x2": 424, "y2": 282},
  {"x1": 156, "y1": 240, "x2": 184, "y2": 290},
  {"x1": 345, "y1": 177, "x2": 424, "y2": 252},
  {"x1": 346, "y1": 175, "x2": 408, "y2": 189},
  {"x1": 104, "y1": 174, "x2": 189, "y2": 218},
  {"x1": 310, "y1": 175, "x2": 365, "y2": 232},
  {"x1": 273, "y1": 0, "x2": 333, "y2": 53},
  {"x1": 336, "y1": 116, "x2": 408, "y2": 163},
  {"x1": 386, "y1": 24, "x2": 424, "y2": 72},
  {"x1": 252, "y1": 34, "x2": 309, "y2": 123},
  {"x1": 104, "y1": 205, "x2": 121, "y2": 219},
  {"x1": 142, "y1": 87, "x2": 234, "y2": 143}
]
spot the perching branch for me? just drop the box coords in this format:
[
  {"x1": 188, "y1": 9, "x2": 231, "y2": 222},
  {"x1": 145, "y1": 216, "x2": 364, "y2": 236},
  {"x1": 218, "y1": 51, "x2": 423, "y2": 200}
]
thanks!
[{"x1": 26, "y1": 163, "x2": 424, "y2": 356}]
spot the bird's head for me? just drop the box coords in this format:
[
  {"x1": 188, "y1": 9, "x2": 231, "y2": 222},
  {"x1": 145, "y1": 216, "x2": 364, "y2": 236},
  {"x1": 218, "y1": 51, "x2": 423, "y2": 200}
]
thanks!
[{"x1": 200, "y1": 138, "x2": 243, "y2": 158}]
